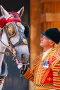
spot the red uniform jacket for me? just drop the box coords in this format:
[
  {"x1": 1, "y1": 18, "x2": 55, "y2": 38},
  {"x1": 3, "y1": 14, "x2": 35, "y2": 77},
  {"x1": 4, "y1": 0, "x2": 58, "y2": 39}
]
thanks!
[{"x1": 24, "y1": 47, "x2": 60, "y2": 90}]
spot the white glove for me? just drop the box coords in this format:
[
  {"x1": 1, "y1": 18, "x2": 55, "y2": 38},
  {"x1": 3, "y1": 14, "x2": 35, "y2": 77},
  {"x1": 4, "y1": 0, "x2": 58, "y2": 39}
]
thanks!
[{"x1": 17, "y1": 63, "x2": 23, "y2": 69}]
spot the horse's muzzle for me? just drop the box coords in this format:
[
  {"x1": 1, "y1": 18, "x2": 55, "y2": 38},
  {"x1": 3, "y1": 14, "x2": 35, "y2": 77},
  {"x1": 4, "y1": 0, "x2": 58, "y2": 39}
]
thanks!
[{"x1": 15, "y1": 45, "x2": 29, "y2": 64}]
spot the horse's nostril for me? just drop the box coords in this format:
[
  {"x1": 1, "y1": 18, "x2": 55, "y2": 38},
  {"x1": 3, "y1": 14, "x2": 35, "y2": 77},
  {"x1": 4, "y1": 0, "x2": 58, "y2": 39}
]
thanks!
[{"x1": 21, "y1": 54, "x2": 25, "y2": 59}]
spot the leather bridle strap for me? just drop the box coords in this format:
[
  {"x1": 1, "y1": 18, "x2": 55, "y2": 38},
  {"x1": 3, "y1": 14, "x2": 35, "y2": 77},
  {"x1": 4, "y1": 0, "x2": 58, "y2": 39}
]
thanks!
[
  {"x1": 0, "y1": 39, "x2": 12, "y2": 55},
  {"x1": 0, "y1": 33, "x2": 10, "y2": 55}
]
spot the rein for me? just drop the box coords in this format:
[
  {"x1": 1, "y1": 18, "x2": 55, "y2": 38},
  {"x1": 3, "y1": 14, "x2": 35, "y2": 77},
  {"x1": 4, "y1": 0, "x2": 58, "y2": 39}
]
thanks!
[
  {"x1": 0, "y1": 33, "x2": 16, "y2": 56},
  {"x1": 0, "y1": 39, "x2": 13, "y2": 56}
]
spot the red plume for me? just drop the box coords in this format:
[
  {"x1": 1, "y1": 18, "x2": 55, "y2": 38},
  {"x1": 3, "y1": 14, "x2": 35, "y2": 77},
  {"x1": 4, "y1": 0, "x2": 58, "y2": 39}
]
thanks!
[{"x1": 0, "y1": 17, "x2": 6, "y2": 28}]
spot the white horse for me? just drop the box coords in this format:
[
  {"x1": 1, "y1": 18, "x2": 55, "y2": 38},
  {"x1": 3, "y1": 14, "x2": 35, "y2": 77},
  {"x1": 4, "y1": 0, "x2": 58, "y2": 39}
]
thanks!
[{"x1": 0, "y1": 5, "x2": 29, "y2": 90}]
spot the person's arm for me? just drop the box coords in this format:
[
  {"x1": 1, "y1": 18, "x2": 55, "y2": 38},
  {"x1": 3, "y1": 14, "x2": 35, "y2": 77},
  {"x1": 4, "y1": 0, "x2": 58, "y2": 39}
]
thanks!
[
  {"x1": 23, "y1": 67, "x2": 34, "y2": 82},
  {"x1": 16, "y1": 60, "x2": 34, "y2": 82},
  {"x1": 52, "y1": 54, "x2": 60, "y2": 90},
  {"x1": 23, "y1": 55, "x2": 41, "y2": 82}
]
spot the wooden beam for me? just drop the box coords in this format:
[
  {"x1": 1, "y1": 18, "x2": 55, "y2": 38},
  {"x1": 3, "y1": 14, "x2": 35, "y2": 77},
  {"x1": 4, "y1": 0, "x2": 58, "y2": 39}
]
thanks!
[
  {"x1": 40, "y1": 13, "x2": 60, "y2": 22},
  {"x1": 40, "y1": 0, "x2": 60, "y2": 3}
]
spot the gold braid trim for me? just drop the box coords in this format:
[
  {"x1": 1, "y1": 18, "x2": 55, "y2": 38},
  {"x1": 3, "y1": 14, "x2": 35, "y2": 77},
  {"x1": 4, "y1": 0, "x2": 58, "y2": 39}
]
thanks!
[{"x1": 23, "y1": 68, "x2": 34, "y2": 82}]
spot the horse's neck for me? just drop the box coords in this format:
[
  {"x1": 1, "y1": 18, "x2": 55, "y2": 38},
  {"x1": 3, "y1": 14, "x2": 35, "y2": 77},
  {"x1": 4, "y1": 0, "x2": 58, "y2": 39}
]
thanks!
[
  {"x1": 0, "y1": 42, "x2": 5, "y2": 74},
  {"x1": 0, "y1": 31, "x2": 8, "y2": 74},
  {"x1": 1, "y1": 30, "x2": 9, "y2": 46}
]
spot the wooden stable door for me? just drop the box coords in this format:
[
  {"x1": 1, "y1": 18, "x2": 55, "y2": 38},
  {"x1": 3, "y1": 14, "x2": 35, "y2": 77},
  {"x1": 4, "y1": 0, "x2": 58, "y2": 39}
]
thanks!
[{"x1": 30, "y1": 0, "x2": 60, "y2": 90}]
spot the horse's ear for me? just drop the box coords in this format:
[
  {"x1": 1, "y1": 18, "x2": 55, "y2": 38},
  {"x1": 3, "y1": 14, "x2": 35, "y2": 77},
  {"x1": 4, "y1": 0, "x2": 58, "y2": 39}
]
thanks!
[
  {"x1": 17, "y1": 6, "x2": 24, "y2": 17},
  {"x1": 0, "y1": 5, "x2": 10, "y2": 19}
]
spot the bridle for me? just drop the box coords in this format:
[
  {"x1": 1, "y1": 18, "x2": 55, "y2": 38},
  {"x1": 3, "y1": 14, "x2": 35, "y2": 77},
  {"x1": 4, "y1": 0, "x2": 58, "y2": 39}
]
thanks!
[
  {"x1": 0, "y1": 16, "x2": 29, "y2": 72},
  {"x1": 0, "y1": 23, "x2": 29, "y2": 65},
  {"x1": 0, "y1": 30, "x2": 16, "y2": 56}
]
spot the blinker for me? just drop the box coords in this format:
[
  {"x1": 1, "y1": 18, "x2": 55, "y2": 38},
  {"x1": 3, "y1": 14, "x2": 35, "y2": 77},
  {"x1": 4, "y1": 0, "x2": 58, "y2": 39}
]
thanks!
[{"x1": 6, "y1": 23, "x2": 17, "y2": 38}]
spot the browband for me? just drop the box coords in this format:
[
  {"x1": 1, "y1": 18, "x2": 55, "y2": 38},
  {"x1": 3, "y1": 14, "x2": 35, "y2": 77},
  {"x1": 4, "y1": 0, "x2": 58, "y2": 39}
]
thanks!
[{"x1": 6, "y1": 17, "x2": 21, "y2": 23}]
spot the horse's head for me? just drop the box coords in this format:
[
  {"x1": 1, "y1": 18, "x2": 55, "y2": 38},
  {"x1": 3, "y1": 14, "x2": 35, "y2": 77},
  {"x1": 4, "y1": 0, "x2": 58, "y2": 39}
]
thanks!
[{"x1": 0, "y1": 5, "x2": 29, "y2": 67}]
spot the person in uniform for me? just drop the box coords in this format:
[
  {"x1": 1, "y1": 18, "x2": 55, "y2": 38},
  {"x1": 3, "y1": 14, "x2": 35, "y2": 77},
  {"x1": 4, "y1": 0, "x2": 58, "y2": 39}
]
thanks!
[{"x1": 23, "y1": 28, "x2": 60, "y2": 90}]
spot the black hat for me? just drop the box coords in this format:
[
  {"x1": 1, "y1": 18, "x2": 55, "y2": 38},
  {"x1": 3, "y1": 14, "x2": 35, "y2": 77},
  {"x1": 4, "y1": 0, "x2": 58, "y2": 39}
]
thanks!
[{"x1": 40, "y1": 28, "x2": 60, "y2": 44}]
